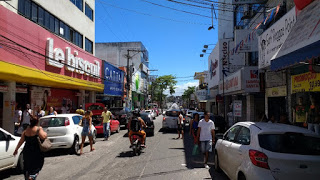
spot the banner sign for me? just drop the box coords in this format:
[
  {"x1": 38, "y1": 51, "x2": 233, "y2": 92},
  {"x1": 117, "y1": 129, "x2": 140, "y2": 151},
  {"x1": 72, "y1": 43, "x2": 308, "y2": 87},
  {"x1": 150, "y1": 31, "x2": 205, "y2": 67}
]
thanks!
[
  {"x1": 233, "y1": 100, "x2": 242, "y2": 117},
  {"x1": 291, "y1": 72, "x2": 320, "y2": 93},
  {"x1": 258, "y1": 8, "x2": 296, "y2": 69},
  {"x1": 104, "y1": 62, "x2": 124, "y2": 96}
]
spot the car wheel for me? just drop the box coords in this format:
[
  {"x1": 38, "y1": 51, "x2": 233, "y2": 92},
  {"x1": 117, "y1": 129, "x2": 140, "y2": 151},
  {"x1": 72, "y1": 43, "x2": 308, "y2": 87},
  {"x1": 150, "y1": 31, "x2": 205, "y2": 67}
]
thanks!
[
  {"x1": 16, "y1": 152, "x2": 24, "y2": 173},
  {"x1": 116, "y1": 125, "x2": 120, "y2": 133},
  {"x1": 71, "y1": 136, "x2": 80, "y2": 155},
  {"x1": 92, "y1": 131, "x2": 97, "y2": 144},
  {"x1": 214, "y1": 151, "x2": 221, "y2": 172},
  {"x1": 238, "y1": 173, "x2": 246, "y2": 180}
]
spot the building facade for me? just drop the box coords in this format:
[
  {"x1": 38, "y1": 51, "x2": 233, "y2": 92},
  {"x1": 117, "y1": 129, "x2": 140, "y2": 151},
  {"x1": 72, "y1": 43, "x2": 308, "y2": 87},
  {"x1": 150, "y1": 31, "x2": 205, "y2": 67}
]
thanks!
[
  {"x1": 95, "y1": 42, "x2": 149, "y2": 110},
  {"x1": 0, "y1": 0, "x2": 102, "y2": 133}
]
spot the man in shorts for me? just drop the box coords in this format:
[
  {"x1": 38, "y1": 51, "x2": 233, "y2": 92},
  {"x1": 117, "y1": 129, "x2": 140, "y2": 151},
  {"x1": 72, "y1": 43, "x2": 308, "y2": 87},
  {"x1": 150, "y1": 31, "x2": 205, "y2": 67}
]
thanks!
[{"x1": 196, "y1": 111, "x2": 215, "y2": 169}]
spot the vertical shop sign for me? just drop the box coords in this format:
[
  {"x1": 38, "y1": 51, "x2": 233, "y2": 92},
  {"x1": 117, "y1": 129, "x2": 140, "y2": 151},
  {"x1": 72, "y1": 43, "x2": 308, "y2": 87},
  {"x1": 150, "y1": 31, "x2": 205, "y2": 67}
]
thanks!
[{"x1": 233, "y1": 100, "x2": 242, "y2": 117}]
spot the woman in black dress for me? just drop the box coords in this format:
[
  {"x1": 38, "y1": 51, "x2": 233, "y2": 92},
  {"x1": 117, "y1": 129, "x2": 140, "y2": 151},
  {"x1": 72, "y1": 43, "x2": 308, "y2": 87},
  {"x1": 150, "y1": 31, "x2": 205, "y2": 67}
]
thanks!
[{"x1": 14, "y1": 115, "x2": 47, "y2": 180}]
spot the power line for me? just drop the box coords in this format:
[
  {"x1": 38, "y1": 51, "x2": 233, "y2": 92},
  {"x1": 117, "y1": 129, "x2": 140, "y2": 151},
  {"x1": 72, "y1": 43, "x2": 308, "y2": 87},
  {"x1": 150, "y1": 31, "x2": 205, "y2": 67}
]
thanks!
[
  {"x1": 96, "y1": 0, "x2": 211, "y2": 25},
  {"x1": 138, "y1": 0, "x2": 234, "y2": 22},
  {"x1": 140, "y1": 0, "x2": 212, "y2": 18}
]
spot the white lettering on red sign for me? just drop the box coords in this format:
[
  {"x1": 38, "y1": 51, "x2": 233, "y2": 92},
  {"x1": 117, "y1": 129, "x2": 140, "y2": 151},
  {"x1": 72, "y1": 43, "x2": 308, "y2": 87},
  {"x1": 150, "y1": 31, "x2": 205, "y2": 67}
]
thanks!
[{"x1": 46, "y1": 38, "x2": 100, "y2": 78}]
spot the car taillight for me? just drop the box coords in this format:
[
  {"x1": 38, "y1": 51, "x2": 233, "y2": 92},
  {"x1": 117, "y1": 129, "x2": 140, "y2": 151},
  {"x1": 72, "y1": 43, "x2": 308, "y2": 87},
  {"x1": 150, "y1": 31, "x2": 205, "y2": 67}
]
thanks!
[
  {"x1": 163, "y1": 117, "x2": 166, "y2": 121},
  {"x1": 249, "y1": 150, "x2": 269, "y2": 169},
  {"x1": 65, "y1": 118, "x2": 70, "y2": 126}
]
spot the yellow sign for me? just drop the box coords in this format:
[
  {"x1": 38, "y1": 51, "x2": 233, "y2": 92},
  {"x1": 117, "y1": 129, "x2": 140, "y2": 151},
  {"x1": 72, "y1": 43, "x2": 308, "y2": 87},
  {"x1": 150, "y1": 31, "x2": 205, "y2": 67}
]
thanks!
[
  {"x1": 291, "y1": 72, "x2": 320, "y2": 93},
  {"x1": 266, "y1": 86, "x2": 287, "y2": 97}
]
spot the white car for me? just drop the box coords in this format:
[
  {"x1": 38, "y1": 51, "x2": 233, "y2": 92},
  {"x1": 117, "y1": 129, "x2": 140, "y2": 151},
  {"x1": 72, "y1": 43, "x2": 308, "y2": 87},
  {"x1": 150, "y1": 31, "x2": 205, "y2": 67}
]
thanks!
[
  {"x1": 145, "y1": 110, "x2": 156, "y2": 119},
  {"x1": 39, "y1": 114, "x2": 97, "y2": 155},
  {"x1": 0, "y1": 128, "x2": 24, "y2": 172},
  {"x1": 215, "y1": 122, "x2": 320, "y2": 180}
]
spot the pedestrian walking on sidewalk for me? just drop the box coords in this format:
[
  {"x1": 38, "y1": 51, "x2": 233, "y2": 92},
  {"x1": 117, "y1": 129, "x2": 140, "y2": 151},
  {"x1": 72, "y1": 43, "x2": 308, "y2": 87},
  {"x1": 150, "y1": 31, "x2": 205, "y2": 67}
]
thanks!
[
  {"x1": 13, "y1": 115, "x2": 47, "y2": 180},
  {"x1": 176, "y1": 111, "x2": 184, "y2": 139},
  {"x1": 79, "y1": 110, "x2": 95, "y2": 155},
  {"x1": 196, "y1": 111, "x2": 215, "y2": 169},
  {"x1": 189, "y1": 113, "x2": 199, "y2": 144},
  {"x1": 101, "y1": 107, "x2": 112, "y2": 141}
]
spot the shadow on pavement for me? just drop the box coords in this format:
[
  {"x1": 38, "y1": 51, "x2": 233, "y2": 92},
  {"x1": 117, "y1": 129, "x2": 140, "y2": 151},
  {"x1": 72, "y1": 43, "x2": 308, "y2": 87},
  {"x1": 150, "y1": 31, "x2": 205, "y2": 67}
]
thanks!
[
  {"x1": 117, "y1": 150, "x2": 145, "y2": 158},
  {"x1": 0, "y1": 168, "x2": 22, "y2": 179}
]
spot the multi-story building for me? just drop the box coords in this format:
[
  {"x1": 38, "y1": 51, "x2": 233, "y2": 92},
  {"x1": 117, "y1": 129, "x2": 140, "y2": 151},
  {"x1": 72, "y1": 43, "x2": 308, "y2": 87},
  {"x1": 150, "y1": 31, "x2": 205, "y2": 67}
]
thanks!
[
  {"x1": 0, "y1": 0, "x2": 102, "y2": 133},
  {"x1": 95, "y1": 42, "x2": 149, "y2": 109}
]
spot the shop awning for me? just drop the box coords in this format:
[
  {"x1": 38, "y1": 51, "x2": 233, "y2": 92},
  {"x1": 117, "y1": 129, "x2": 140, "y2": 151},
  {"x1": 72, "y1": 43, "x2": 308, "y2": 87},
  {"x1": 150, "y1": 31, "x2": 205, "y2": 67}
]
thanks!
[
  {"x1": 270, "y1": 0, "x2": 320, "y2": 71},
  {"x1": 0, "y1": 61, "x2": 104, "y2": 92}
]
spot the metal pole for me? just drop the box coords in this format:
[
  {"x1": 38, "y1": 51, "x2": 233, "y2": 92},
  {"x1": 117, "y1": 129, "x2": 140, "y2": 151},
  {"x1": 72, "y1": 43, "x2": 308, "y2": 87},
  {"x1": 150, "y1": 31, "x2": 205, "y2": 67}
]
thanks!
[
  {"x1": 222, "y1": 70, "x2": 227, "y2": 124},
  {"x1": 126, "y1": 50, "x2": 130, "y2": 109}
]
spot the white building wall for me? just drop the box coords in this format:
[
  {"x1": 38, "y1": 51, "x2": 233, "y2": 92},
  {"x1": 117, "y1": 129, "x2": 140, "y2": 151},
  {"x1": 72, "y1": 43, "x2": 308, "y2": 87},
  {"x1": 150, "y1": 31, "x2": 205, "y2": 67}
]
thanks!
[{"x1": 218, "y1": 0, "x2": 234, "y2": 39}]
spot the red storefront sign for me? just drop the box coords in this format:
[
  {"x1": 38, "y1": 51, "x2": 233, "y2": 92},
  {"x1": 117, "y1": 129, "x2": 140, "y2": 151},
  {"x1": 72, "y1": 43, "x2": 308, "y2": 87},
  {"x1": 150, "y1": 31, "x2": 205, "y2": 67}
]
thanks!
[{"x1": 0, "y1": 6, "x2": 102, "y2": 84}]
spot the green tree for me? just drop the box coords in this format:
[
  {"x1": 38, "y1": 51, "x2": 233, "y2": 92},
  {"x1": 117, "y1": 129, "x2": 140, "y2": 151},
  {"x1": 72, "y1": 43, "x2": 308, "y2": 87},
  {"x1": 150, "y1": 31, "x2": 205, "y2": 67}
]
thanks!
[
  {"x1": 149, "y1": 75, "x2": 177, "y2": 109},
  {"x1": 182, "y1": 86, "x2": 196, "y2": 108}
]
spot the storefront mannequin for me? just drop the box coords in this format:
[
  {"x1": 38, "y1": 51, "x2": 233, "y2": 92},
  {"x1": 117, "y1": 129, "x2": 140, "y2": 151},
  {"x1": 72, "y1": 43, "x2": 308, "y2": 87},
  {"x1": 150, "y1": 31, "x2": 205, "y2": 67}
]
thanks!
[
  {"x1": 308, "y1": 97, "x2": 319, "y2": 135},
  {"x1": 292, "y1": 97, "x2": 308, "y2": 127}
]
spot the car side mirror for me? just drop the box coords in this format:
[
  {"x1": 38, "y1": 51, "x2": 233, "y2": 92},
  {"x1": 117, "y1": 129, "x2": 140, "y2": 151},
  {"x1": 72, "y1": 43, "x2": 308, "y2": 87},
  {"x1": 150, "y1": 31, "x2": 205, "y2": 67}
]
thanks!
[{"x1": 6, "y1": 134, "x2": 12, "y2": 141}]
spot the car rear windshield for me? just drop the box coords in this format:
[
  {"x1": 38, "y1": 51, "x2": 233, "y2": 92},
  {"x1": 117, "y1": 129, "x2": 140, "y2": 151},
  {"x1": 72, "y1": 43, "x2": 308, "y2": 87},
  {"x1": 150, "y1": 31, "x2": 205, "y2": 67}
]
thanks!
[
  {"x1": 87, "y1": 105, "x2": 103, "y2": 111},
  {"x1": 140, "y1": 114, "x2": 151, "y2": 122},
  {"x1": 40, "y1": 117, "x2": 66, "y2": 128},
  {"x1": 165, "y1": 111, "x2": 179, "y2": 117},
  {"x1": 259, "y1": 133, "x2": 320, "y2": 155}
]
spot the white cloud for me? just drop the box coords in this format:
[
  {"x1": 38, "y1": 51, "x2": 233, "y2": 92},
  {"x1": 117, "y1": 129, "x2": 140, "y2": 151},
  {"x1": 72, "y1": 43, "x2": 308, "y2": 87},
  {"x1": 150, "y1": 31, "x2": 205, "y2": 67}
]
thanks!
[{"x1": 164, "y1": 81, "x2": 198, "y2": 96}]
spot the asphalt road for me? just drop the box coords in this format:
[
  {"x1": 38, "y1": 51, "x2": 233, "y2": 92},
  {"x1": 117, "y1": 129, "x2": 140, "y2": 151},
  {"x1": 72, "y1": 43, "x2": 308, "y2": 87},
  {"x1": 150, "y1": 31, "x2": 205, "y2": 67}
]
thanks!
[{"x1": 1, "y1": 115, "x2": 229, "y2": 180}]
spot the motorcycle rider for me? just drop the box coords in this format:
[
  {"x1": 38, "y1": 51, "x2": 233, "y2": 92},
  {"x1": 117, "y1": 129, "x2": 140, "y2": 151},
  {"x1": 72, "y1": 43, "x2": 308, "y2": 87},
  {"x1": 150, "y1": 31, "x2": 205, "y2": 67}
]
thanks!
[{"x1": 128, "y1": 110, "x2": 147, "y2": 147}]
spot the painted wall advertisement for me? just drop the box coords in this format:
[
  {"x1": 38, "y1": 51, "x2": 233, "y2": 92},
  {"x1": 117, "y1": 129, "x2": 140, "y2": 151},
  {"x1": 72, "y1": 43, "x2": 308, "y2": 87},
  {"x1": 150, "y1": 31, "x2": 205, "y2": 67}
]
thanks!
[
  {"x1": 208, "y1": 44, "x2": 220, "y2": 88},
  {"x1": 233, "y1": 100, "x2": 242, "y2": 117},
  {"x1": 258, "y1": 7, "x2": 296, "y2": 69},
  {"x1": 104, "y1": 62, "x2": 124, "y2": 96},
  {"x1": 131, "y1": 71, "x2": 143, "y2": 93},
  {"x1": 291, "y1": 72, "x2": 320, "y2": 93}
]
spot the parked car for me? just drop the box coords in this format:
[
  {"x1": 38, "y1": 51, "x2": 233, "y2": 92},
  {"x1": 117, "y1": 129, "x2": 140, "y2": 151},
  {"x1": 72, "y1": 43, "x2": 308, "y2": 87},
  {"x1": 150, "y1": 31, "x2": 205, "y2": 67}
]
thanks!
[
  {"x1": 140, "y1": 113, "x2": 155, "y2": 136},
  {"x1": 162, "y1": 109, "x2": 181, "y2": 129},
  {"x1": 86, "y1": 104, "x2": 121, "y2": 136},
  {"x1": 215, "y1": 122, "x2": 320, "y2": 180},
  {"x1": 0, "y1": 128, "x2": 24, "y2": 172},
  {"x1": 145, "y1": 110, "x2": 156, "y2": 119},
  {"x1": 110, "y1": 107, "x2": 132, "y2": 127},
  {"x1": 39, "y1": 114, "x2": 97, "y2": 155}
]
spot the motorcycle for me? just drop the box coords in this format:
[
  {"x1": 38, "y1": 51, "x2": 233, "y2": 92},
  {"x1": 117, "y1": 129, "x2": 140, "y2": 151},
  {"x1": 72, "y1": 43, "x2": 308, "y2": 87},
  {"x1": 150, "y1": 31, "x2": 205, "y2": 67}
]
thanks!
[{"x1": 131, "y1": 134, "x2": 144, "y2": 156}]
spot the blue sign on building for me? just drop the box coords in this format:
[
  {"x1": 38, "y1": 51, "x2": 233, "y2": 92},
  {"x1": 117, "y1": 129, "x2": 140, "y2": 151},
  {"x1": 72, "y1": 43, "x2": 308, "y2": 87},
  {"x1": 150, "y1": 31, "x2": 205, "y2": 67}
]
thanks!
[{"x1": 103, "y1": 61, "x2": 124, "y2": 96}]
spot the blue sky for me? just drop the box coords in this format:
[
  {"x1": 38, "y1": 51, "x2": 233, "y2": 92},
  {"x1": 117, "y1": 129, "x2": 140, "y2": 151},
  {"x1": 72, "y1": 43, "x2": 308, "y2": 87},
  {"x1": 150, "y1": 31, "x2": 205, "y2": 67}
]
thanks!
[{"x1": 95, "y1": 0, "x2": 219, "y2": 95}]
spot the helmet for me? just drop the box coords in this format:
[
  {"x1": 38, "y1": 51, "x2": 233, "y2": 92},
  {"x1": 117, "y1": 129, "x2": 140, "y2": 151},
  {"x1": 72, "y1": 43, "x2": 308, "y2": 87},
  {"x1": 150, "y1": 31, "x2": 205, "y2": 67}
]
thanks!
[{"x1": 132, "y1": 110, "x2": 140, "y2": 117}]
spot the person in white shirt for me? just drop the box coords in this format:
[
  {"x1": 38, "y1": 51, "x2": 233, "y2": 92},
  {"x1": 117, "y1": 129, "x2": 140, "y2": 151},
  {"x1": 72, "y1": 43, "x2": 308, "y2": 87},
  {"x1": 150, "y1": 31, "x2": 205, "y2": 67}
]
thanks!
[
  {"x1": 14, "y1": 105, "x2": 22, "y2": 132},
  {"x1": 196, "y1": 111, "x2": 215, "y2": 169},
  {"x1": 61, "y1": 104, "x2": 67, "y2": 114},
  {"x1": 36, "y1": 105, "x2": 45, "y2": 118},
  {"x1": 22, "y1": 104, "x2": 33, "y2": 130}
]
